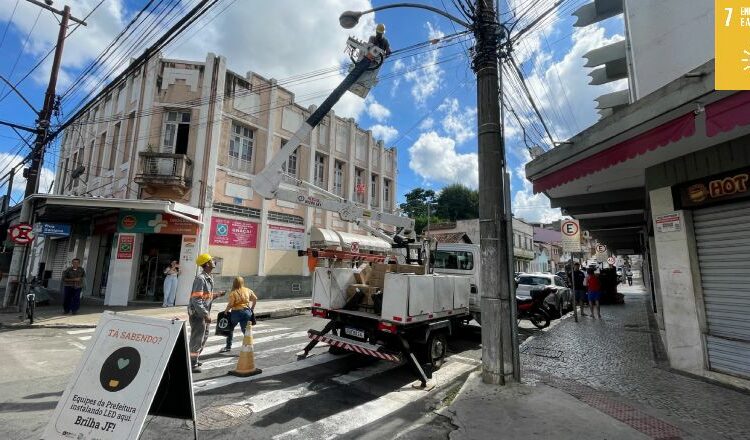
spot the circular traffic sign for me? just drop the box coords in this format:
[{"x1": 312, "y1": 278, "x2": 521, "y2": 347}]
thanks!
[
  {"x1": 351, "y1": 242, "x2": 360, "y2": 253},
  {"x1": 607, "y1": 256, "x2": 616, "y2": 265},
  {"x1": 8, "y1": 223, "x2": 34, "y2": 245},
  {"x1": 561, "y1": 220, "x2": 579, "y2": 236},
  {"x1": 596, "y1": 243, "x2": 607, "y2": 253}
]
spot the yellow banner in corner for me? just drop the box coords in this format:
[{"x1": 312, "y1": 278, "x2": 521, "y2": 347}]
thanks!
[{"x1": 716, "y1": 0, "x2": 750, "y2": 89}]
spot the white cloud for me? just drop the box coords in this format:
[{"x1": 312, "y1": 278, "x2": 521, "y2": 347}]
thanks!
[
  {"x1": 408, "y1": 131, "x2": 478, "y2": 188},
  {"x1": 370, "y1": 124, "x2": 398, "y2": 143},
  {"x1": 438, "y1": 98, "x2": 476, "y2": 144},
  {"x1": 0, "y1": 153, "x2": 55, "y2": 199},
  {"x1": 418, "y1": 117, "x2": 434, "y2": 130},
  {"x1": 402, "y1": 22, "x2": 445, "y2": 105},
  {"x1": 366, "y1": 98, "x2": 391, "y2": 122},
  {"x1": 510, "y1": 149, "x2": 561, "y2": 223}
]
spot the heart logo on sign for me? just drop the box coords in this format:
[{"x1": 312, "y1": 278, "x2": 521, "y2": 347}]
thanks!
[{"x1": 100, "y1": 346, "x2": 141, "y2": 392}]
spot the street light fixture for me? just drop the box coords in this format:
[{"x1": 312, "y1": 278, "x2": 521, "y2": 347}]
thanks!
[{"x1": 339, "y1": 4, "x2": 472, "y2": 31}]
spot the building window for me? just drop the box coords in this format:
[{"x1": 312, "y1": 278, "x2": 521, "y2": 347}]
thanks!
[
  {"x1": 384, "y1": 179, "x2": 391, "y2": 204},
  {"x1": 228, "y1": 123, "x2": 254, "y2": 172},
  {"x1": 162, "y1": 110, "x2": 191, "y2": 155},
  {"x1": 122, "y1": 112, "x2": 135, "y2": 164},
  {"x1": 333, "y1": 160, "x2": 344, "y2": 196},
  {"x1": 370, "y1": 174, "x2": 378, "y2": 207},
  {"x1": 281, "y1": 143, "x2": 298, "y2": 178},
  {"x1": 97, "y1": 132, "x2": 106, "y2": 176},
  {"x1": 109, "y1": 123, "x2": 121, "y2": 169},
  {"x1": 314, "y1": 153, "x2": 326, "y2": 188},
  {"x1": 355, "y1": 168, "x2": 365, "y2": 204}
]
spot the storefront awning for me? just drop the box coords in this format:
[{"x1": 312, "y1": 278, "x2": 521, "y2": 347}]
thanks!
[
  {"x1": 310, "y1": 227, "x2": 391, "y2": 252},
  {"x1": 706, "y1": 91, "x2": 750, "y2": 138},
  {"x1": 27, "y1": 195, "x2": 202, "y2": 225}
]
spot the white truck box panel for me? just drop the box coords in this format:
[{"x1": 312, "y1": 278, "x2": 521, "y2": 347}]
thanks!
[
  {"x1": 381, "y1": 273, "x2": 408, "y2": 320},
  {"x1": 434, "y1": 276, "x2": 455, "y2": 311},
  {"x1": 408, "y1": 275, "x2": 435, "y2": 316},
  {"x1": 311, "y1": 267, "x2": 355, "y2": 310},
  {"x1": 453, "y1": 275, "x2": 470, "y2": 309}
]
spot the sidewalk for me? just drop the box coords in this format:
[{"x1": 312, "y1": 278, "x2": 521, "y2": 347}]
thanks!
[
  {"x1": 442, "y1": 283, "x2": 750, "y2": 440},
  {"x1": 0, "y1": 297, "x2": 310, "y2": 329}
]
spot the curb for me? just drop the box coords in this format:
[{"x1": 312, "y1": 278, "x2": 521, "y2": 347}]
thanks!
[{"x1": 0, "y1": 306, "x2": 311, "y2": 330}]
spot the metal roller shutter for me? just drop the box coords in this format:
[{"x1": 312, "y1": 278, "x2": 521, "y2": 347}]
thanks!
[
  {"x1": 49, "y1": 239, "x2": 70, "y2": 279},
  {"x1": 694, "y1": 200, "x2": 750, "y2": 378}
]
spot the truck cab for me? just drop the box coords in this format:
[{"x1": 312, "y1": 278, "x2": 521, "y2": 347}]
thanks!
[{"x1": 431, "y1": 243, "x2": 482, "y2": 323}]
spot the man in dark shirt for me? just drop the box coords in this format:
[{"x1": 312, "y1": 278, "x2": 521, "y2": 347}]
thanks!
[
  {"x1": 569, "y1": 262, "x2": 587, "y2": 316},
  {"x1": 368, "y1": 23, "x2": 391, "y2": 57},
  {"x1": 62, "y1": 258, "x2": 85, "y2": 315}
]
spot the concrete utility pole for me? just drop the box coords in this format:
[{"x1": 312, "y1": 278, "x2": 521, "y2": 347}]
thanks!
[
  {"x1": 4, "y1": 2, "x2": 85, "y2": 308},
  {"x1": 473, "y1": 0, "x2": 519, "y2": 385}
]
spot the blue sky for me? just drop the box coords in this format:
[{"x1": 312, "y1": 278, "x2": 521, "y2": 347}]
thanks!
[{"x1": 0, "y1": 0, "x2": 625, "y2": 223}]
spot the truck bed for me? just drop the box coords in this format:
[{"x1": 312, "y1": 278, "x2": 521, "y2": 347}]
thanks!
[{"x1": 328, "y1": 306, "x2": 470, "y2": 325}]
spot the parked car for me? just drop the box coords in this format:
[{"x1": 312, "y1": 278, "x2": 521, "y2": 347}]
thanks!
[
  {"x1": 515, "y1": 273, "x2": 573, "y2": 318},
  {"x1": 555, "y1": 271, "x2": 568, "y2": 285}
]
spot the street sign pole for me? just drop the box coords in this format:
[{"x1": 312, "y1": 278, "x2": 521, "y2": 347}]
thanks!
[{"x1": 561, "y1": 219, "x2": 582, "y2": 323}]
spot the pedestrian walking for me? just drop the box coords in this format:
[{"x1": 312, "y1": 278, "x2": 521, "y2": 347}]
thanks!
[
  {"x1": 570, "y1": 262, "x2": 588, "y2": 316},
  {"x1": 220, "y1": 276, "x2": 258, "y2": 353},
  {"x1": 62, "y1": 258, "x2": 85, "y2": 315},
  {"x1": 188, "y1": 253, "x2": 226, "y2": 373},
  {"x1": 626, "y1": 267, "x2": 633, "y2": 286},
  {"x1": 162, "y1": 260, "x2": 180, "y2": 307},
  {"x1": 585, "y1": 267, "x2": 602, "y2": 319}
]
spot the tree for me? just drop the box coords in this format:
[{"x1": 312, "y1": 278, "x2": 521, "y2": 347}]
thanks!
[
  {"x1": 399, "y1": 188, "x2": 436, "y2": 218},
  {"x1": 436, "y1": 184, "x2": 479, "y2": 221}
]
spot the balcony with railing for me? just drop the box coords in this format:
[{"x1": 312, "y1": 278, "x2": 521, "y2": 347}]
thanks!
[{"x1": 134, "y1": 151, "x2": 192, "y2": 195}]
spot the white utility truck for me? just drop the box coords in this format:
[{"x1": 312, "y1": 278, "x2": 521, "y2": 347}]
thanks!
[{"x1": 249, "y1": 38, "x2": 473, "y2": 386}]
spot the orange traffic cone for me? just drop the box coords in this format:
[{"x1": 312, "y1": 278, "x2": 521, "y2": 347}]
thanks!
[{"x1": 228, "y1": 326, "x2": 262, "y2": 377}]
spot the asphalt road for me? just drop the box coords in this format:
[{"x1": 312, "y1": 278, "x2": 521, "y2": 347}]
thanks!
[{"x1": 0, "y1": 313, "x2": 544, "y2": 439}]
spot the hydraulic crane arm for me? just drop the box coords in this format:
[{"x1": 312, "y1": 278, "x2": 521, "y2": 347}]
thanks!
[{"x1": 250, "y1": 38, "x2": 416, "y2": 240}]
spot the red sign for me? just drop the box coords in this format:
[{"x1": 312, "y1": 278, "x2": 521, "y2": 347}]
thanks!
[
  {"x1": 209, "y1": 216, "x2": 258, "y2": 248},
  {"x1": 117, "y1": 235, "x2": 135, "y2": 259},
  {"x1": 8, "y1": 223, "x2": 34, "y2": 245}
]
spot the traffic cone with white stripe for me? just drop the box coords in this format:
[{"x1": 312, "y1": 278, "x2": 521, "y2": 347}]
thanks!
[{"x1": 228, "y1": 326, "x2": 262, "y2": 377}]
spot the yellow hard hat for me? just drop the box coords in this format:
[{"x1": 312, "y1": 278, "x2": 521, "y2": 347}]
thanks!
[
  {"x1": 196, "y1": 253, "x2": 213, "y2": 266},
  {"x1": 376, "y1": 23, "x2": 385, "y2": 33}
]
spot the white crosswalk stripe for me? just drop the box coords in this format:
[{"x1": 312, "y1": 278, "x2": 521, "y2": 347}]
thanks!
[
  {"x1": 66, "y1": 328, "x2": 95, "y2": 335},
  {"x1": 272, "y1": 360, "x2": 476, "y2": 440},
  {"x1": 205, "y1": 326, "x2": 291, "y2": 343}
]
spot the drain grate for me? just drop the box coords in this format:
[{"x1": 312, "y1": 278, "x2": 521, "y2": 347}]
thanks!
[
  {"x1": 521, "y1": 346, "x2": 563, "y2": 359},
  {"x1": 196, "y1": 404, "x2": 254, "y2": 430}
]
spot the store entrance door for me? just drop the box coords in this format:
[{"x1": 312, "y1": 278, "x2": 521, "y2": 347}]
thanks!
[{"x1": 136, "y1": 234, "x2": 182, "y2": 302}]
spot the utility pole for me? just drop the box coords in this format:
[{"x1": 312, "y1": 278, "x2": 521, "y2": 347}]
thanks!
[
  {"x1": 474, "y1": 0, "x2": 519, "y2": 384},
  {"x1": 4, "y1": 2, "x2": 85, "y2": 307}
]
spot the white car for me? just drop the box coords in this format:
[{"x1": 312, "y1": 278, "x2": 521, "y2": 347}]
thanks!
[{"x1": 515, "y1": 273, "x2": 573, "y2": 317}]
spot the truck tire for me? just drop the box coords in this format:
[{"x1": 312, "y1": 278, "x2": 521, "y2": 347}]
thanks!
[{"x1": 424, "y1": 332, "x2": 447, "y2": 369}]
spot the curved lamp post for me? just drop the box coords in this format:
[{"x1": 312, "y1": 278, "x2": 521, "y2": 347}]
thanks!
[{"x1": 339, "y1": 4, "x2": 471, "y2": 30}]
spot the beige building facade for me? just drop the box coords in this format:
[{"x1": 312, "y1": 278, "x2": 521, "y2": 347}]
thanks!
[{"x1": 51, "y1": 52, "x2": 397, "y2": 305}]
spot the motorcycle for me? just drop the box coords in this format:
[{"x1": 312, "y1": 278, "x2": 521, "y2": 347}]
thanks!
[{"x1": 517, "y1": 288, "x2": 552, "y2": 329}]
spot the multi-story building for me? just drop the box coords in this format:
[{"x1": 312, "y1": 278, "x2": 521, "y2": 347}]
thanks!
[
  {"x1": 49, "y1": 52, "x2": 397, "y2": 306},
  {"x1": 527, "y1": 1, "x2": 750, "y2": 388}
]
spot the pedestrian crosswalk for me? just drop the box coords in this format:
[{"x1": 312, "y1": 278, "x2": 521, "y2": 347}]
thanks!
[{"x1": 66, "y1": 317, "x2": 482, "y2": 440}]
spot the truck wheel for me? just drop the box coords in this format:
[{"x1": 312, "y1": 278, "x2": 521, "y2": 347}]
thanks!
[{"x1": 425, "y1": 332, "x2": 447, "y2": 369}]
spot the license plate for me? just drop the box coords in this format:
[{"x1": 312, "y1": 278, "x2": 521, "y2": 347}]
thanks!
[{"x1": 344, "y1": 327, "x2": 365, "y2": 339}]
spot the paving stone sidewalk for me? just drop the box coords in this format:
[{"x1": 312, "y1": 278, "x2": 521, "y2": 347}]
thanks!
[{"x1": 520, "y1": 283, "x2": 750, "y2": 440}]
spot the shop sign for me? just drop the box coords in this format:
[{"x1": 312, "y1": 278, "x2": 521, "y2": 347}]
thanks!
[
  {"x1": 117, "y1": 212, "x2": 199, "y2": 235},
  {"x1": 35, "y1": 222, "x2": 72, "y2": 237},
  {"x1": 655, "y1": 212, "x2": 682, "y2": 233},
  {"x1": 117, "y1": 235, "x2": 135, "y2": 259},
  {"x1": 674, "y1": 166, "x2": 750, "y2": 209},
  {"x1": 209, "y1": 216, "x2": 258, "y2": 248},
  {"x1": 268, "y1": 224, "x2": 305, "y2": 251},
  {"x1": 43, "y1": 312, "x2": 195, "y2": 440}
]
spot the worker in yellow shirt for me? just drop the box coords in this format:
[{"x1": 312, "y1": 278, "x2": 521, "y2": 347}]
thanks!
[{"x1": 220, "y1": 276, "x2": 258, "y2": 353}]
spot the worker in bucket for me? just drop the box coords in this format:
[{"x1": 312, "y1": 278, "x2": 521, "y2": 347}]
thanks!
[
  {"x1": 369, "y1": 23, "x2": 391, "y2": 57},
  {"x1": 188, "y1": 253, "x2": 226, "y2": 373}
]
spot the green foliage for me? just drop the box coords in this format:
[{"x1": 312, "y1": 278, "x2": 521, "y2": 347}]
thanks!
[
  {"x1": 399, "y1": 188, "x2": 436, "y2": 218},
  {"x1": 435, "y1": 184, "x2": 479, "y2": 221}
]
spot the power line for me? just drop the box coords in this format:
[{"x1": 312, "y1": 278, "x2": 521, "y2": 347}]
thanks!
[
  {"x1": 0, "y1": 0, "x2": 20, "y2": 49},
  {"x1": 0, "y1": 7, "x2": 42, "y2": 99}
]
